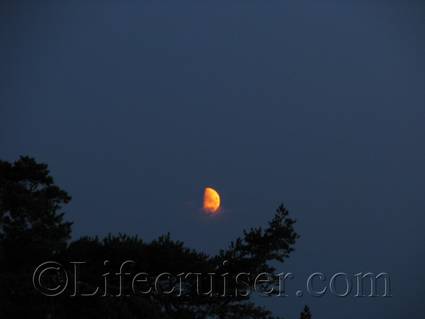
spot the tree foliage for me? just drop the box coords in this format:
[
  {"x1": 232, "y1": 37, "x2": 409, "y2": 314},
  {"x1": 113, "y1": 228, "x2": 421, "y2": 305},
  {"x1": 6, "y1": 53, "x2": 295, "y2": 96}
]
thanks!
[
  {"x1": 300, "y1": 306, "x2": 312, "y2": 319},
  {"x1": 0, "y1": 156, "x2": 72, "y2": 318}
]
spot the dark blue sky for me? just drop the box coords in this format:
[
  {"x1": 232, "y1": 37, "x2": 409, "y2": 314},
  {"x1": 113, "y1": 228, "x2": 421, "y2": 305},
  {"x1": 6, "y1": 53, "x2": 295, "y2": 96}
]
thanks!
[{"x1": 1, "y1": 1, "x2": 424, "y2": 318}]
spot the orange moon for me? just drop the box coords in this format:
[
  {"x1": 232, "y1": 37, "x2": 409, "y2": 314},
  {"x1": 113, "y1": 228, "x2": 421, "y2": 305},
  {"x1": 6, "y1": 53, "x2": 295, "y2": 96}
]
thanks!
[{"x1": 203, "y1": 187, "x2": 221, "y2": 214}]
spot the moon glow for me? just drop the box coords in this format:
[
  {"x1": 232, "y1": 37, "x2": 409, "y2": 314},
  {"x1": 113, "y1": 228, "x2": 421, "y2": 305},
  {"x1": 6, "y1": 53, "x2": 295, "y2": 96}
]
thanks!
[{"x1": 203, "y1": 187, "x2": 221, "y2": 214}]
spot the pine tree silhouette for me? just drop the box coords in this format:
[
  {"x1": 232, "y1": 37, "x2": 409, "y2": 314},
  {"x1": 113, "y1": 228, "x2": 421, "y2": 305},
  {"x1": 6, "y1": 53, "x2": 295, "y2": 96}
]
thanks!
[{"x1": 300, "y1": 306, "x2": 312, "y2": 319}]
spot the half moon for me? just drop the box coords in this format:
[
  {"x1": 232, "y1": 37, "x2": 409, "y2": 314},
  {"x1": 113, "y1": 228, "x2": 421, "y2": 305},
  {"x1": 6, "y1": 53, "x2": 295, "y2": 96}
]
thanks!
[{"x1": 203, "y1": 187, "x2": 221, "y2": 214}]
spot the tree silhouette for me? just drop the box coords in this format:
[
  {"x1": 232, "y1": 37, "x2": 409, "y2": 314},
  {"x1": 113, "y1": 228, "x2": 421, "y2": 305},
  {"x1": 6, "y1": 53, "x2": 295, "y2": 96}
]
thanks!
[
  {"x1": 0, "y1": 156, "x2": 72, "y2": 318},
  {"x1": 0, "y1": 156, "x2": 311, "y2": 319},
  {"x1": 300, "y1": 306, "x2": 312, "y2": 319}
]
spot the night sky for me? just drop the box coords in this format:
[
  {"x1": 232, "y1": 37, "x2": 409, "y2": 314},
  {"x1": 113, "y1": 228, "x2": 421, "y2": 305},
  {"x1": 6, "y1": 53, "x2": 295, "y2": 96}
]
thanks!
[{"x1": 1, "y1": 1, "x2": 425, "y2": 318}]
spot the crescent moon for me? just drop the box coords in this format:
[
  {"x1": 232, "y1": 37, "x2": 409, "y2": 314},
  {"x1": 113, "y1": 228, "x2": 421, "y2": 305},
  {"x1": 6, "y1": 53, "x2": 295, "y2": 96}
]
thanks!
[{"x1": 203, "y1": 187, "x2": 221, "y2": 214}]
